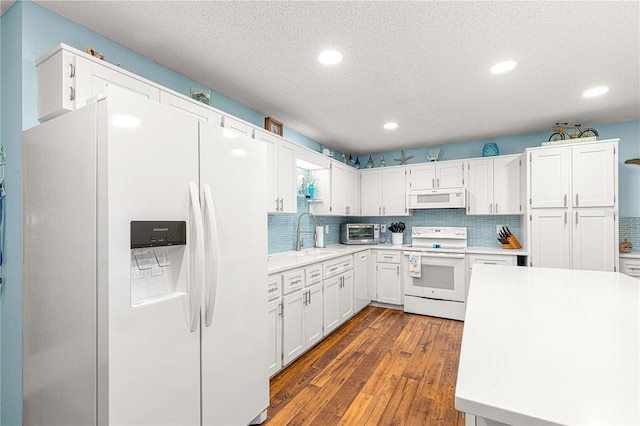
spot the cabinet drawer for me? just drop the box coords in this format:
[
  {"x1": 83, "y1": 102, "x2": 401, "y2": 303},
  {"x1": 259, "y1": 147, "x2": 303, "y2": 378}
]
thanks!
[
  {"x1": 306, "y1": 265, "x2": 323, "y2": 286},
  {"x1": 323, "y1": 255, "x2": 353, "y2": 279},
  {"x1": 376, "y1": 250, "x2": 401, "y2": 263},
  {"x1": 620, "y1": 258, "x2": 640, "y2": 278},
  {"x1": 268, "y1": 275, "x2": 282, "y2": 301},
  {"x1": 467, "y1": 254, "x2": 516, "y2": 269},
  {"x1": 282, "y1": 269, "x2": 306, "y2": 294}
]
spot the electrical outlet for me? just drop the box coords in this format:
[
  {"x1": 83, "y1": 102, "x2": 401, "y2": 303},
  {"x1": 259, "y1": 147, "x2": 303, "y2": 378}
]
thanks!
[
  {"x1": 325, "y1": 225, "x2": 329, "y2": 234},
  {"x1": 381, "y1": 224, "x2": 387, "y2": 233},
  {"x1": 496, "y1": 225, "x2": 503, "y2": 235}
]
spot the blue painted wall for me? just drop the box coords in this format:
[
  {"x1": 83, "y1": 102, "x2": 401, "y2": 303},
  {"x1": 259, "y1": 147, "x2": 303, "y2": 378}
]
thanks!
[{"x1": 1, "y1": 1, "x2": 639, "y2": 424}]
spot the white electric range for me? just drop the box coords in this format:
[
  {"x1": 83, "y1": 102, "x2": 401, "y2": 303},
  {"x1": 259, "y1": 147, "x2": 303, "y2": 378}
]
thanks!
[{"x1": 403, "y1": 227, "x2": 467, "y2": 321}]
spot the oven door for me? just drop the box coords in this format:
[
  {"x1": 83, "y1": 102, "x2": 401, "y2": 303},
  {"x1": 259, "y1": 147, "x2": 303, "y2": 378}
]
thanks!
[{"x1": 403, "y1": 251, "x2": 466, "y2": 302}]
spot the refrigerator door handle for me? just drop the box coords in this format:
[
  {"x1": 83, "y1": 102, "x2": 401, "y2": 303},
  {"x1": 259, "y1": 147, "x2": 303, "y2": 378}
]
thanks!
[
  {"x1": 203, "y1": 183, "x2": 219, "y2": 327},
  {"x1": 188, "y1": 182, "x2": 205, "y2": 332}
]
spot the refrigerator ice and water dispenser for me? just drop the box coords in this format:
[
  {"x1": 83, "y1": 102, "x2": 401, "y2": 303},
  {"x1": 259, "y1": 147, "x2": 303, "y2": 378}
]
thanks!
[{"x1": 130, "y1": 221, "x2": 187, "y2": 307}]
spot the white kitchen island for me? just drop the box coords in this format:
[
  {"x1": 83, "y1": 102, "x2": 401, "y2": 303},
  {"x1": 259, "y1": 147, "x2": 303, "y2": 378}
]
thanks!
[{"x1": 456, "y1": 264, "x2": 639, "y2": 426}]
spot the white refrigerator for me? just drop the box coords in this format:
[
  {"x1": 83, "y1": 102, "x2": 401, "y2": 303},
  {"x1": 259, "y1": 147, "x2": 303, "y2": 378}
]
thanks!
[{"x1": 23, "y1": 86, "x2": 269, "y2": 425}]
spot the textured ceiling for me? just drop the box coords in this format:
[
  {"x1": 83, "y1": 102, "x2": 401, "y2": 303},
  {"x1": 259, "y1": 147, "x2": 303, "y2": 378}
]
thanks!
[
  {"x1": 32, "y1": 1, "x2": 640, "y2": 154},
  {"x1": 1, "y1": 1, "x2": 16, "y2": 16}
]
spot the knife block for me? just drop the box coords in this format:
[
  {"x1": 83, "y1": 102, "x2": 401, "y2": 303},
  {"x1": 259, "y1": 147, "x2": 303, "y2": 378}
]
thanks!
[{"x1": 502, "y1": 234, "x2": 522, "y2": 249}]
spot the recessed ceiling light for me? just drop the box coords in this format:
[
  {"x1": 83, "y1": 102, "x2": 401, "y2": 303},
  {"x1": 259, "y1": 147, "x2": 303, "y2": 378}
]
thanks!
[
  {"x1": 384, "y1": 122, "x2": 399, "y2": 130},
  {"x1": 583, "y1": 86, "x2": 610, "y2": 98},
  {"x1": 490, "y1": 60, "x2": 517, "y2": 74},
  {"x1": 318, "y1": 49, "x2": 343, "y2": 65}
]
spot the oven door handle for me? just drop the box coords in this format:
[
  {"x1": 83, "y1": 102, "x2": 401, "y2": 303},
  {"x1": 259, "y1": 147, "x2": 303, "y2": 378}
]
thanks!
[{"x1": 403, "y1": 251, "x2": 466, "y2": 259}]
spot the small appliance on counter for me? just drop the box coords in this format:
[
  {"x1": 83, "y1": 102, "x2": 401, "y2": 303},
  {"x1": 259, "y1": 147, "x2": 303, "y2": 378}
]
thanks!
[{"x1": 340, "y1": 223, "x2": 380, "y2": 245}]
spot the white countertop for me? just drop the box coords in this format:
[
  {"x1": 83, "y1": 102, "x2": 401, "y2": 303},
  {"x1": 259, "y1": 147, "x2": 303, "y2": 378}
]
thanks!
[
  {"x1": 456, "y1": 265, "x2": 639, "y2": 425},
  {"x1": 465, "y1": 246, "x2": 528, "y2": 256},
  {"x1": 621, "y1": 251, "x2": 640, "y2": 259}
]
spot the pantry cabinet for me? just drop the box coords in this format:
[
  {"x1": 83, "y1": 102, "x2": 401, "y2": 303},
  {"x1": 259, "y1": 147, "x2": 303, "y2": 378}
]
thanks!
[
  {"x1": 407, "y1": 160, "x2": 465, "y2": 190},
  {"x1": 527, "y1": 140, "x2": 619, "y2": 271},
  {"x1": 361, "y1": 167, "x2": 409, "y2": 216},
  {"x1": 375, "y1": 250, "x2": 403, "y2": 305},
  {"x1": 255, "y1": 129, "x2": 297, "y2": 213},
  {"x1": 466, "y1": 155, "x2": 522, "y2": 215}
]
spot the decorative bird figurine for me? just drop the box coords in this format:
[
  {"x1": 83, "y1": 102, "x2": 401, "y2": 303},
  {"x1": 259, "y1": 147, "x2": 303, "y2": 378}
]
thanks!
[
  {"x1": 394, "y1": 150, "x2": 414, "y2": 165},
  {"x1": 625, "y1": 158, "x2": 640, "y2": 165}
]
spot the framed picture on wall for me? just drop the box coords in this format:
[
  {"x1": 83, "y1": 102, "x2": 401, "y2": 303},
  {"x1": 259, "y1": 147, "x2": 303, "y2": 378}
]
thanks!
[
  {"x1": 190, "y1": 86, "x2": 211, "y2": 105},
  {"x1": 265, "y1": 117, "x2": 283, "y2": 136}
]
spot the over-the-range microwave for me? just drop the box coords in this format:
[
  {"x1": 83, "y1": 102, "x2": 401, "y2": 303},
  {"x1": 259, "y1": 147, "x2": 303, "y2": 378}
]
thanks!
[
  {"x1": 408, "y1": 187, "x2": 466, "y2": 209},
  {"x1": 340, "y1": 223, "x2": 380, "y2": 245}
]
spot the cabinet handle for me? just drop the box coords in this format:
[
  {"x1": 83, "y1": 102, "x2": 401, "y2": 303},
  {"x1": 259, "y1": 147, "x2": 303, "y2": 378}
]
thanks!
[
  {"x1": 576, "y1": 193, "x2": 579, "y2": 206},
  {"x1": 564, "y1": 194, "x2": 567, "y2": 207},
  {"x1": 495, "y1": 203, "x2": 498, "y2": 213},
  {"x1": 489, "y1": 203, "x2": 493, "y2": 213},
  {"x1": 311, "y1": 273, "x2": 320, "y2": 278},
  {"x1": 330, "y1": 267, "x2": 338, "y2": 272},
  {"x1": 629, "y1": 267, "x2": 640, "y2": 271},
  {"x1": 483, "y1": 262, "x2": 498, "y2": 265},
  {"x1": 378, "y1": 206, "x2": 381, "y2": 215},
  {"x1": 344, "y1": 263, "x2": 350, "y2": 267},
  {"x1": 280, "y1": 198, "x2": 284, "y2": 211},
  {"x1": 397, "y1": 265, "x2": 400, "y2": 275},
  {"x1": 307, "y1": 290, "x2": 311, "y2": 305},
  {"x1": 575, "y1": 211, "x2": 578, "y2": 225},
  {"x1": 564, "y1": 211, "x2": 567, "y2": 225},
  {"x1": 384, "y1": 256, "x2": 393, "y2": 259},
  {"x1": 68, "y1": 63, "x2": 75, "y2": 78},
  {"x1": 383, "y1": 206, "x2": 386, "y2": 215},
  {"x1": 279, "y1": 302, "x2": 283, "y2": 317},
  {"x1": 69, "y1": 86, "x2": 75, "y2": 101},
  {"x1": 437, "y1": 178, "x2": 440, "y2": 188}
]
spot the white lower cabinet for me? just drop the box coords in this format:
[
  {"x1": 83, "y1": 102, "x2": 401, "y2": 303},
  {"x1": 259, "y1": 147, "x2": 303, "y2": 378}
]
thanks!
[
  {"x1": 375, "y1": 250, "x2": 403, "y2": 305},
  {"x1": 323, "y1": 271, "x2": 354, "y2": 335},
  {"x1": 267, "y1": 275, "x2": 282, "y2": 377},
  {"x1": 466, "y1": 253, "x2": 517, "y2": 299},
  {"x1": 353, "y1": 250, "x2": 372, "y2": 312},
  {"x1": 281, "y1": 268, "x2": 323, "y2": 366},
  {"x1": 620, "y1": 255, "x2": 640, "y2": 279}
]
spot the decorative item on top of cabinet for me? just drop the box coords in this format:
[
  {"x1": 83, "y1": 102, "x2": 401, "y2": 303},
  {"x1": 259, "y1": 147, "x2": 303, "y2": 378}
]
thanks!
[
  {"x1": 394, "y1": 150, "x2": 414, "y2": 165},
  {"x1": 85, "y1": 46, "x2": 105, "y2": 60},
  {"x1": 265, "y1": 117, "x2": 283, "y2": 136},
  {"x1": 625, "y1": 158, "x2": 640, "y2": 165},
  {"x1": 620, "y1": 239, "x2": 633, "y2": 253},
  {"x1": 481, "y1": 142, "x2": 499, "y2": 157},
  {"x1": 190, "y1": 86, "x2": 211, "y2": 105},
  {"x1": 427, "y1": 148, "x2": 440, "y2": 162}
]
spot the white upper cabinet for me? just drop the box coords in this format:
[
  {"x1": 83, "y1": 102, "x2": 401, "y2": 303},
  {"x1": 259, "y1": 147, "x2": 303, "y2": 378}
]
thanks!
[
  {"x1": 221, "y1": 115, "x2": 253, "y2": 137},
  {"x1": 529, "y1": 147, "x2": 572, "y2": 209},
  {"x1": 467, "y1": 155, "x2": 521, "y2": 215},
  {"x1": 571, "y1": 143, "x2": 615, "y2": 207},
  {"x1": 298, "y1": 147, "x2": 332, "y2": 216},
  {"x1": 159, "y1": 90, "x2": 222, "y2": 124},
  {"x1": 329, "y1": 162, "x2": 359, "y2": 216},
  {"x1": 255, "y1": 129, "x2": 296, "y2": 213},
  {"x1": 407, "y1": 160, "x2": 465, "y2": 190},
  {"x1": 361, "y1": 167, "x2": 409, "y2": 216}
]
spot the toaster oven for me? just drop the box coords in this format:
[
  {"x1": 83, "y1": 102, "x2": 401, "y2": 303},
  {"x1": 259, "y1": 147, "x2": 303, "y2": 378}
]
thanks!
[{"x1": 340, "y1": 223, "x2": 380, "y2": 245}]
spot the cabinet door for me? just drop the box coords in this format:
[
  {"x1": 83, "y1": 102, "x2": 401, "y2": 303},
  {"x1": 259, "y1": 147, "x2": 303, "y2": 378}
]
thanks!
[
  {"x1": 339, "y1": 271, "x2": 355, "y2": 324},
  {"x1": 331, "y1": 162, "x2": 348, "y2": 215},
  {"x1": 345, "y1": 166, "x2": 360, "y2": 216},
  {"x1": 467, "y1": 159, "x2": 494, "y2": 215},
  {"x1": 91, "y1": 65, "x2": 160, "y2": 103},
  {"x1": 305, "y1": 284, "x2": 324, "y2": 348},
  {"x1": 323, "y1": 275, "x2": 341, "y2": 335},
  {"x1": 267, "y1": 299, "x2": 282, "y2": 377},
  {"x1": 572, "y1": 143, "x2": 615, "y2": 207},
  {"x1": 278, "y1": 141, "x2": 297, "y2": 213},
  {"x1": 254, "y1": 130, "x2": 279, "y2": 212},
  {"x1": 408, "y1": 163, "x2": 436, "y2": 190},
  {"x1": 493, "y1": 155, "x2": 521, "y2": 215},
  {"x1": 437, "y1": 161, "x2": 465, "y2": 188},
  {"x1": 382, "y1": 168, "x2": 407, "y2": 216},
  {"x1": 361, "y1": 170, "x2": 383, "y2": 216},
  {"x1": 282, "y1": 291, "x2": 305, "y2": 365},
  {"x1": 222, "y1": 115, "x2": 252, "y2": 137},
  {"x1": 529, "y1": 148, "x2": 570, "y2": 208},
  {"x1": 572, "y1": 209, "x2": 615, "y2": 271},
  {"x1": 159, "y1": 90, "x2": 221, "y2": 124},
  {"x1": 376, "y1": 262, "x2": 402, "y2": 305},
  {"x1": 530, "y1": 209, "x2": 571, "y2": 269},
  {"x1": 353, "y1": 251, "x2": 371, "y2": 312}
]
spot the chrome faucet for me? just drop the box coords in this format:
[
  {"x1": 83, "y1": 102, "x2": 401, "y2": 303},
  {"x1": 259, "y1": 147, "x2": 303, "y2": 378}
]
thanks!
[{"x1": 296, "y1": 212, "x2": 319, "y2": 251}]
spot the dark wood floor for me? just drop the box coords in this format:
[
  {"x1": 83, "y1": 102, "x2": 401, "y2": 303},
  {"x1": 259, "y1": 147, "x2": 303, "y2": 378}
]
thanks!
[{"x1": 265, "y1": 306, "x2": 466, "y2": 426}]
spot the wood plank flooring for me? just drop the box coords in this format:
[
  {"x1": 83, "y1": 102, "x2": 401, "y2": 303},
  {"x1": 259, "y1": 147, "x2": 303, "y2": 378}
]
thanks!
[{"x1": 265, "y1": 306, "x2": 466, "y2": 426}]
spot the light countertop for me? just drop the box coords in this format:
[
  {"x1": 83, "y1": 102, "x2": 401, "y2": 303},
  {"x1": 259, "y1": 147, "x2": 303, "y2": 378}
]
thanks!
[
  {"x1": 620, "y1": 251, "x2": 640, "y2": 259},
  {"x1": 455, "y1": 264, "x2": 639, "y2": 425},
  {"x1": 465, "y1": 246, "x2": 528, "y2": 256}
]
